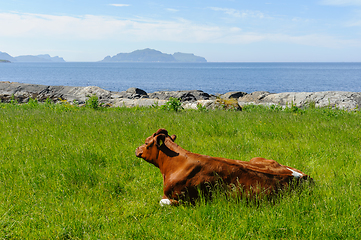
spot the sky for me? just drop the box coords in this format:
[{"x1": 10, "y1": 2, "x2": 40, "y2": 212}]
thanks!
[{"x1": 1, "y1": 0, "x2": 361, "y2": 62}]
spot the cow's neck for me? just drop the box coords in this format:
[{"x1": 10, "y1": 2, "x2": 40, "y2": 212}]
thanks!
[{"x1": 157, "y1": 139, "x2": 189, "y2": 173}]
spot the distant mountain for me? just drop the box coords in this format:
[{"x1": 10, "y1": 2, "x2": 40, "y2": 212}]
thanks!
[
  {"x1": 101, "y1": 48, "x2": 207, "y2": 62},
  {"x1": 0, "y1": 52, "x2": 65, "y2": 62},
  {"x1": 102, "y1": 49, "x2": 174, "y2": 62},
  {"x1": 173, "y1": 52, "x2": 207, "y2": 63},
  {"x1": 0, "y1": 51, "x2": 15, "y2": 62},
  {"x1": 14, "y1": 54, "x2": 65, "y2": 62}
]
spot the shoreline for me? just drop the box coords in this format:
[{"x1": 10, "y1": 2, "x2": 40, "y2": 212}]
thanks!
[{"x1": 1, "y1": 81, "x2": 360, "y2": 110}]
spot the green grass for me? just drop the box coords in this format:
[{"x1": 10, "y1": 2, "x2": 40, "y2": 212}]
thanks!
[{"x1": 0, "y1": 102, "x2": 360, "y2": 239}]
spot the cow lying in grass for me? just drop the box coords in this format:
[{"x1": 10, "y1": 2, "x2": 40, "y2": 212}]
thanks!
[{"x1": 135, "y1": 128, "x2": 311, "y2": 206}]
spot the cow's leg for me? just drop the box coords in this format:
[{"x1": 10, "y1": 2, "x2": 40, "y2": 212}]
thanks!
[
  {"x1": 250, "y1": 157, "x2": 281, "y2": 168},
  {"x1": 159, "y1": 197, "x2": 171, "y2": 206},
  {"x1": 249, "y1": 157, "x2": 266, "y2": 163},
  {"x1": 159, "y1": 196, "x2": 179, "y2": 206}
]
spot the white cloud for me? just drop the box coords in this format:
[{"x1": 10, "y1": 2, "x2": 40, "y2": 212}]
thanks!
[
  {"x1": 209, "y1": 7, "x2": 241, "y2": 18},
  {"x1": 269, "y1": 33, "x2": 361, "y2": 48},
  {"x1": 346, "y1": 20, "x2": 361, "y2": 26},
  {"x1": 0, "y1": 12, "x2": 226, "y2": 42},
  {"x1": 292, "y1": 17, "x2": 310, "y2": 22},
  {"x1": 0, "y1": 13, "x2": 125, "y2": 39},
  {"x1": 109, "y1": 4, "x2": 130, "y2": 7},
  {"x1": 209, "y1": 7, "x2": 264, "y2": 18},
  {"x1": 0, "y1": 12, "x2": 360, "y2": 49},
  {"x1": 166, "y1": 8, "x2": 179, "y2": 12},
  {"x1": 230, "y1": 27, "x2": 242, "y2": 32},
  {"x1": 319, "y1": 0, "x2": 361, "y2": 6}
]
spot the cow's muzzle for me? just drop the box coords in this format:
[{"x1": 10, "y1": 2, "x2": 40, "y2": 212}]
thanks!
[{"x1": 135, "y1": 147, "x2": 142, "y2": 158}]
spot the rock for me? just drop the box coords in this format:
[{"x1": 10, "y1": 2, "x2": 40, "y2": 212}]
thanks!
[
  {"x1": 220, "y1": 91, "x2": 247, "y2": 99},
  {"x1": 189, "y1": 90, "x2": 215, "y2": 100},
  {"x1": 0, "y1": 82, "x2": 58, "y2": 103},
  {"x1": 148, "y1": 90, "x2": 212, "y2": 102},
  {"x1": 113, "y1": 99, "x2": 216, "y2": 109},
  {"x1": 66, "y1": 86, "x2": 112, "y2": 103},
  {"x1": 0, "y1": 82, "x2": 112, "y2": 104},
  {"x1": 182, "y1": 100, "x2": 214, "y2": 110},
  {"x1": 238, "y1": 91, "x2": 271, "y2": 103},
  {"x1": 212, "y1": 98, "x2": 242, "y2": 111},
  {"x1": 111, "y1": 88, "x2": 149, "y2": 99},
  {"x1": 113, "y1": 99, "x2": 167, "y2": 108},
  {"x1": 238, "y1": 91, "x2": 361, "y2": 110},
  {"x1": 181, "y1": 98, "x2": 241, "y2": 111},
  {"x1": 126, "y1": 87, "x2": 147, "y2": 95},
  {"x1": 1, "y1": 81, "x2": 361, "y2": 111}
]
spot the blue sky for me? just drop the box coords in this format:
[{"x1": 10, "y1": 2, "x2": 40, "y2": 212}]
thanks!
[{"x1": 1, "y1": 0, "x2": 361, "y2": 62}]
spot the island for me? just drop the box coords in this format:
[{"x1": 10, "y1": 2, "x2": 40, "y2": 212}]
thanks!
[
  {"x1": 0, "y1": 60, "x2": 11, "y2": 63},
  {"x1": 0, "y1": 51, "x2": 65, "y2": 62},
  {"x1": 101, "y1": 48, "x2": 207, "y2": 63},
  {"x1": 14, "y1": 54, "x2": 65, "y2": 62},
  {"x1": 1, "y1": 49, "x2": 207, "y2": 63}
]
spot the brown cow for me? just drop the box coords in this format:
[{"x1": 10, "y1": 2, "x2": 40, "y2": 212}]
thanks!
[{"x1": 135, "y1": 128, "x2": 311, "y2": 206}]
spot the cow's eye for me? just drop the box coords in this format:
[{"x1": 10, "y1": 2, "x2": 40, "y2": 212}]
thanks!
[{"x1": 145, "y1": 140, "x2": 153, "y2": 147}]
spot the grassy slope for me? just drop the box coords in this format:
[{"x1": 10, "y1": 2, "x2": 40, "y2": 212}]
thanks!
[{"x1": 0, "y1": 104, "x2": 360, "y2": 239}]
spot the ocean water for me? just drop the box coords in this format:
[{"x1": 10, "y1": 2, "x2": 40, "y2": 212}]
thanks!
[{"x1": 0, "y1": 62, "x2": 360, "y2": 94}]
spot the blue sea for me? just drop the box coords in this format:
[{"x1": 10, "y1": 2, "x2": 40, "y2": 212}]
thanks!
[{"x1": 1, "y1": 62, "x2": 360, "y2": 94}]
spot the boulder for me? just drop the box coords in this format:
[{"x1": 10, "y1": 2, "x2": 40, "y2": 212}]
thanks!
[
  {"x1": 112, "y1": 88, "x2": 149, "y2": 99},
  {"x1": 182, "y1": 100, "x2": 214, "y2": 110},
  {"x1": 220, "y1": 91, "x2": 247, "y2": 99},
  {"x1": 148, "y1": 90, "x2": 213, "y2": 102},
  {"x1": 2, "y1": 82, "x2": 361, "y2": 111},
  {"x1": 0, "y1": 82, "x2": 64, "y2": 103},
  {"x1": 238, "y1": 91, "x2": 271, "y2": 103},
  {"x1": 112, "y1": 99, "x2": 167, "y2": 108},
  {"x1": 125, "y1": 87, "x2": 148, "y2": 99},
  {"x1": 65, "y1": 86, "x2": 112, "y2": 103},
  {"x1": 238, "y1": 91, "x2": 361, "y2": 110},
  {"x1": 212, "y1": 98, "x2": 242, "y2": 111},
  {"x1": 0, "y1": 82, "x2": 113, "y2": 104}
]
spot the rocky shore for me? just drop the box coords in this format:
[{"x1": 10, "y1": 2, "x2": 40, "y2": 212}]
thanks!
[{"x1": 1, "y1": 81, "x2": 360, "y2": 110}]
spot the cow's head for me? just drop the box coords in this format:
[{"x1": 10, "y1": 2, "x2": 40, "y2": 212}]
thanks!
[{"x1": 135, "y1": 129, "x2": 177, "y2": 167}]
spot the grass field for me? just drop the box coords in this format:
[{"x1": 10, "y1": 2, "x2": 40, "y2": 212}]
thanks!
[{"x1": 0, "y1": 101, "x2": 360, "y2": 239}]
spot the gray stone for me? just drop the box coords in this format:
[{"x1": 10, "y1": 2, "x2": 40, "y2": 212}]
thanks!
[
  {"x1": 220, "y1": 91, "x2": 247, "y2": 99},
  {"x1": 182, "y1": 100, "x2": 214, "y2": 110},
  {"x1": 2, "y1": 82, "x2": 361, "y2": 111},
  {"x1": 0, "y1": 82, "x2": 112, "y2": 104},
  {"x1": 212, "y1": 99, "x2": 242, "y2": 111},
  {"x1": 238, "y1": 91, "x2": 271, "y2": 103},
  {"x1": 148, "y1": 90, "x2": 211, "y2": 102},
  {"x1": 238, "y1": 91, "x2": 361, "y2": 111},
  {"x1": 126, "y1": 87, "x2": 147, "y2": 95},
  {"x1": 113, "y1": 99, "x2": 167, "y2": 108},
  {"x1": 113, "y1": 88, "x2": 149, "y2": 99}
]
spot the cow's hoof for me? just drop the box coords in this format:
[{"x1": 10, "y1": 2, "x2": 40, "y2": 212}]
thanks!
[{"x1": 159, "y1": 199, "x2": 172, "y2": 206}]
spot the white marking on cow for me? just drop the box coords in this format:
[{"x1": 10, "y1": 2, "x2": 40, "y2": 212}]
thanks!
[
  {"x1": 159, "y1": 199, "x2": 171, "y2": 206},
  {"x1": 287, "y1": 167, "x2": 303, "y2": 178}
]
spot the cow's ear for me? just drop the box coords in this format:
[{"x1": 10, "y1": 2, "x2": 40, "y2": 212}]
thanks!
[
  {"x1": 170, "y1": 135, "x2": 177, "y2": 142},
  {"x1": 155, "y1": 134, "x2": 166, "y2": 148}
]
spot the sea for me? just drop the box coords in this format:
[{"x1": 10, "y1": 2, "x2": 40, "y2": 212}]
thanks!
[{"x1": 1, "y1": 62, "x2": 361, "y2": 94}]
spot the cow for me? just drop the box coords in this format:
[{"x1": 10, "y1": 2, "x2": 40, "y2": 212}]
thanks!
[{"x1": 135, "y1": 128, "x2": 311, "y2": 206}]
